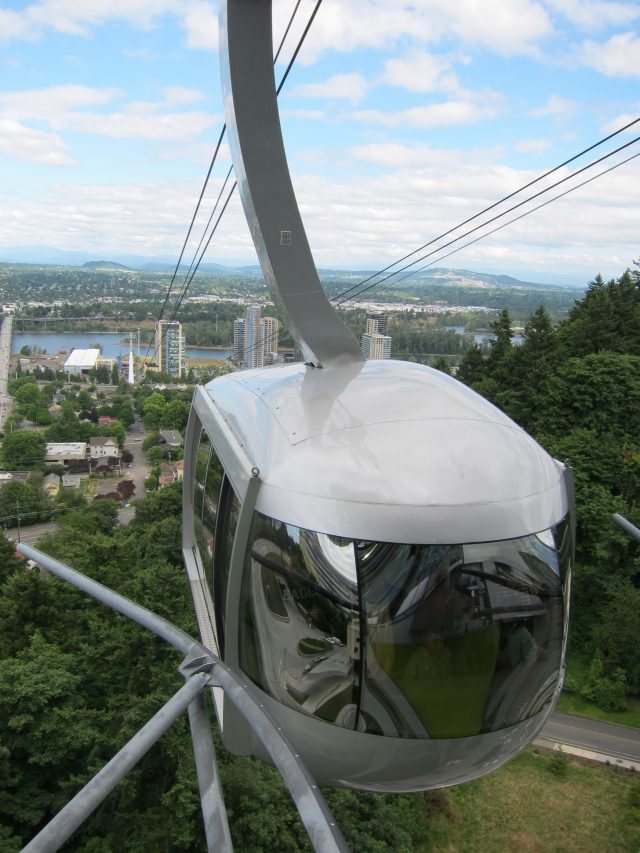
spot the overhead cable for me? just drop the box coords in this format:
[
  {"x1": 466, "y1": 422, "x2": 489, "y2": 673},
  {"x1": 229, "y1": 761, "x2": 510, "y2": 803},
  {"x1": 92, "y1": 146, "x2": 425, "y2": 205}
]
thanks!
[
  {"x1": 144, "y1": 0, "x2": 321, "y2": 371},
  {"x1": 333, "y1": 115, "x2": 640, "y2": 305},
  {"x1": 333, "y1": 132, "x2": 640, "y2": 306}
]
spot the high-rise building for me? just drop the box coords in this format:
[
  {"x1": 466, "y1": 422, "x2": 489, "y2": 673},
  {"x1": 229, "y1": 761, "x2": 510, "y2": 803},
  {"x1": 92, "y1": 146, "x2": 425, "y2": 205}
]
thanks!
[
  {"x1": 361, "y1": 312, "x2": 391, "y2": 359},
  {"x1": 233, "y1": 318, "x2": 245, "y2": 362},
  {"x1": 234, "y1": 306, "x2": 280, "y2": 369},
  {"x1": 365, "y1": 312, "x2": 388, "y2": 336},
  {"x1": 155, "y1": 320, "x2": 185, "y2": 378},
  {"x1": 361, "y1": 332, "x2": 392, "y2": 360},
  {"x1": 262, "y1": 316, "x2": 279, "y2": 365},
  {"x1": 244, "y1": 304, "x2": 264, "y2": 369}
]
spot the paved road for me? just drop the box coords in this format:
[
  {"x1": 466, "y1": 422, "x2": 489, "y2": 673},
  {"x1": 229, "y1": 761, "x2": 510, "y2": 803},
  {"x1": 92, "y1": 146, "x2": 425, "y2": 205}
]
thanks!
[
  {"x1": 123, "y1": 413, "x2": 147, "y2": 501},
  {"x1": 5, "y1": 506, "x2": 136, "y2": 544},
  {"x1": 540, "y1": 711, "x2": 640, "y2": 764}
]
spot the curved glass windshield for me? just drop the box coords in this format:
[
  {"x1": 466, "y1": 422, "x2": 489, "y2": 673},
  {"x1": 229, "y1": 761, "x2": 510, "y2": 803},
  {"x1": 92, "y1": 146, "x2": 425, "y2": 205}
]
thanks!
[{"x1": 239, "y1": 513, "x2": 571, "y2": 739}]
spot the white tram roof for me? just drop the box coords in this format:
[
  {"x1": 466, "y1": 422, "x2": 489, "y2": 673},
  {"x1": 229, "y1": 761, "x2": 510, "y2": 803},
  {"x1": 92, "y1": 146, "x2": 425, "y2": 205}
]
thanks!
[{"x1": 203, "y1": 359, "x2": 568, "y2": 545}]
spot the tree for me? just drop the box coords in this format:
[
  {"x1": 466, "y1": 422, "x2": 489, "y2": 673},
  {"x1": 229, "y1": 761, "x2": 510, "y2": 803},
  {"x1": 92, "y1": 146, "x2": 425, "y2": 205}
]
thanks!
[
  {"x1": 160, "y1": 400, "x2": 190, "y2": 430},
  {"x1": 1, "y1": 431, "x2": 46, "y2": 470},
  {"x1": 142, "y1": 393, "x2": 166, "y2": 430},
  {"x1": 0, "y1": 480, "x2": 43, "y2": 529},
  {"x1": 14, "y1": 383, "x2": 41, "y2": 407}
]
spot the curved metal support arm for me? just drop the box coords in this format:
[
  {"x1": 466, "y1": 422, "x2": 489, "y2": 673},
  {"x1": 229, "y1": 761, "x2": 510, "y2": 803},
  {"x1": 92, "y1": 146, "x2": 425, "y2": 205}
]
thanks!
[
  {"x1": 220, "y1": 0, "x2": 363, "y2": 368},
  {"x1": 18, "y1": 542, "x2": 348, "y2": 853}
]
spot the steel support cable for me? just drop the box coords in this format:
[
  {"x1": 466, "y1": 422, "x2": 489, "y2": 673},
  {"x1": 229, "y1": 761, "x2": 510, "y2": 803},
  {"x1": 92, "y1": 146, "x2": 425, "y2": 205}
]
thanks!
[
  {"x1": 332, "y1": 114, "x2": 640, "y2": 303},
  {"x1": 167, "y1": 0, "x2": 304, "y2": 297},
  {"x1": 17, "y1": 541, "x2": 348, "y2": 853},
  {"x1": 382, "y1": 149, "x2": 640, "y2": 292},
  {"x1": 144, "y1": 123, "x2": 228, "y2": 366},
  {"x1": 145, "y1": 0, "x2": 323, "y2": 371},
  {"x1": 333, "y1": 133, "x2": 640, "y2": 306}
]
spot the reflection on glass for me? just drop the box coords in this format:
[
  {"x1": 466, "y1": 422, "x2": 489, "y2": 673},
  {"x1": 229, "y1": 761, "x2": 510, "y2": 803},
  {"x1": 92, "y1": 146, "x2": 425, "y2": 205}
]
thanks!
[
  {"x1": 192, "y1": 427, "x2": 225, "y2": 649},
  {"x1": 238, "y1": 512, "x2": 570, "y2": 740},
  {"x1": 193, "y1": 428, "x2": 209, "y2": 570},
  {"x1": 239, "y1": 514, "x2": 360, "y2": 728},
  {"x1": 213, "y1": 484, "x2": 241, "y2": 655}
]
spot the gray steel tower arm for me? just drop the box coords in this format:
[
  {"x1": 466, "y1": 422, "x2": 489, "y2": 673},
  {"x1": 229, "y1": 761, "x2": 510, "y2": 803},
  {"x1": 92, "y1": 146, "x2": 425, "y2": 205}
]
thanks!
[{"x1": 219, "y1": 0, "x2": 364, "y2": 368}]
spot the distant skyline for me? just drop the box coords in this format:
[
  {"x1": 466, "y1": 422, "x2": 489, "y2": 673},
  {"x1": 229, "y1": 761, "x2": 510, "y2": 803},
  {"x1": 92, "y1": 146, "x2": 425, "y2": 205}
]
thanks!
[{"x1": 0, "y1": 0, "x2": 639, "y2": 287}]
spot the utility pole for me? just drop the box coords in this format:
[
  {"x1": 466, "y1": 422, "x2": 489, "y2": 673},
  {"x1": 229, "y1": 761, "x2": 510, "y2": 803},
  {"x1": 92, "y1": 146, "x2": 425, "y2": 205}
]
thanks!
[{"x1": 15, "y1": 499, "x2": 21, "y2": 544}]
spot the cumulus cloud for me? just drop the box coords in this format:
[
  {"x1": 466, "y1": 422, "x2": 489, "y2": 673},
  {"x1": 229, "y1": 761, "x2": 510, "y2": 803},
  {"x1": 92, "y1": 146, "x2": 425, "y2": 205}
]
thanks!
[
  {"x1": 0, "y1": 119, "x2": 73, "y2": 165},
  {"x1": 382, "y1": 51, "x2": 469, "y2": 95},
  {"x1": 352, "y1": 98, "x2": 502, "y2": 129},
  {"x1": 181, "y1": 0, "x2": 217, "y2": 51},
  {"x1": 580, "y1": 32, "x2": 640, "y2": 76},
  {"x1": 544, "y1": 0, "x2": 639, "y2": 30},
  {"x1": 290, "y1": 73, "x2": 368, "y2": 105},
  {"x1": 1, "y1": 152, "x2": 638, "y2": 280},
  {"x1": 0, "y1": 84, "x2": 215, "y2": 148}
]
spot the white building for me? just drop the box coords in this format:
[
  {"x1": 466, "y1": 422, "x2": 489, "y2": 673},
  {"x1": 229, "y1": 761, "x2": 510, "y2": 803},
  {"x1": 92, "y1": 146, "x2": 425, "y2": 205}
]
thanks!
[
  {"x1": 361, "y1": 332, "x2": 392, "y2": 360},
  {"x1": 244, "y1": 305, "x2": 263, "y2": 369},
  {"x1": 64, "y1": 349, "x2": 100, "y2": 377},
  {"x1": 89, "y1": 436, "x2": 120, "y2": 460},
  {"x1": 262, "y1": 316, "x2": 279, "y2": 365},
  {"x1": 45, "y1": 442, "x2": 87, "y2": 464}
]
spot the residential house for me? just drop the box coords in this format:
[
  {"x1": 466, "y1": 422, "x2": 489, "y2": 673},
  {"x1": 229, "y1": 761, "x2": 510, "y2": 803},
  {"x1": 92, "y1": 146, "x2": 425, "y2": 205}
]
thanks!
[
  {"x1": 159, "y1": 430, "x2": 183, "y2": 448},
  {"x1": 62, "y1": 474, "x2": 81, "y2": 489},
  {"x1": 98, "y1": 416, "x2": 119, "y2": 428},
  {"x1": 89, "y1": 436, "x2": 120, "y2": 460}
]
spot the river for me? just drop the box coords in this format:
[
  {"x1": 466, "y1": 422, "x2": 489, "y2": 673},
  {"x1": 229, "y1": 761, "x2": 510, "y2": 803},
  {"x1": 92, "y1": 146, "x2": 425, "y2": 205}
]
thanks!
[{"x1": 11, "y1": 332, "x2": 233, "y2": 362}]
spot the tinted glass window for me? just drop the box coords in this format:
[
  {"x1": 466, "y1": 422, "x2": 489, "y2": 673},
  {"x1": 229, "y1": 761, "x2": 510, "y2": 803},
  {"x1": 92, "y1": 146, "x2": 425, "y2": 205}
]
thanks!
[
  {"x1": 238, "y1": 513, "x2": 569, "y2": 739},
  {"x1": 358, "y1": 532, "x2": 565, "y2": 738}
]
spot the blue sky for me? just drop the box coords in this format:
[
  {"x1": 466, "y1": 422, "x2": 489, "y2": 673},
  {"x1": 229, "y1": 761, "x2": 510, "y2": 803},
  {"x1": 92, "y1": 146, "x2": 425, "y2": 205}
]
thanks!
[{"x1": 0, "y1": 0, "x2": 639, "y2": 285}]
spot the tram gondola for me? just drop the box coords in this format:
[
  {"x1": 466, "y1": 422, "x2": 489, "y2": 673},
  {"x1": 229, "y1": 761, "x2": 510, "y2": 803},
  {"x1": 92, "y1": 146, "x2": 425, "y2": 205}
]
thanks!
[{"x1": 181, "y1": 0, "x2": 574, "y2": 792}]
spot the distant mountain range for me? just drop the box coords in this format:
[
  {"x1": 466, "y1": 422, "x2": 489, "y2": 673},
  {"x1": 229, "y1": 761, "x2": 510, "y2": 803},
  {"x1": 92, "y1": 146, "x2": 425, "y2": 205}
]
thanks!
[{"x1": 0, "y1": 245, "x2": 584, "y2": 289}]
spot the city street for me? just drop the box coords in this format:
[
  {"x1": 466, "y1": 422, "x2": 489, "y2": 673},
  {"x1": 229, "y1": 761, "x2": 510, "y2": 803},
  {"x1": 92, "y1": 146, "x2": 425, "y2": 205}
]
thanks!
[{"x1": 124, "y1": 412, "x2": 148, "y2": 502}]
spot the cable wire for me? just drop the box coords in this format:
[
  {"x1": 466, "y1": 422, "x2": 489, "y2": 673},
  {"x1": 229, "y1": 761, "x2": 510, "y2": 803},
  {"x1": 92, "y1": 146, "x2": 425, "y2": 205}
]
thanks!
[
  {"x1": 144, "y1": 0, "x2": 321, "y2": 372},
  {"x1": 332, "y1": 115, "x2": 640, "y2": 304},
  {"x1": 333, "y1": 132, "x2": 640, "y2": 306},
  {"x1": 385, "y1": 149, "x2": 640, "y2": 292}
]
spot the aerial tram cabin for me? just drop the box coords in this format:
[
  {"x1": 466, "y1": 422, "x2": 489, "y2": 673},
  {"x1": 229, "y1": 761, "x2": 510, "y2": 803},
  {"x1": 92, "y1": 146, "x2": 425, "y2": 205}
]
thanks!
[{"x1": 182, "y1": 0, "x2": 574, "y2": 793}]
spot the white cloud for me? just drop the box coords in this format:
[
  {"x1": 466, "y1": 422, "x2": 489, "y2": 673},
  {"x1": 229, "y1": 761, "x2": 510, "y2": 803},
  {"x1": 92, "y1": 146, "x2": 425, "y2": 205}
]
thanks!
[
  {"x1": 57, "y1": 108, "x2": 215, "y2": 140},
  {"x1": 382, "y1": 51, "x2": 469, "y2": 95},
  {"x1": 580, "y1": 31, "x2": 640, "y2": 76},
  {"x1": 290, "y1": 73, "x2": 368, "y2": 105},
  {"x1": 514, "y1": 138, "x2": 553, "y2": 153},
  {"x1": 25, "y1": 0, "x2": 180, "y2": 37},
  {"x1": 599, "y1": 110, "x2": 640, "y2": 134},
  {"x1": 1, "y1": 153, "x2": 638, "y2": 280},
  {"x1": 0, "y1": 84, "x2": 216, "y2": 147},
  {"x1": 280, "y1": 0, "x2": 554, "y2": 65},
  {"x1": 544, "y1": 0, "x2": 639, "y2": 30},
  {"x1": 0, "y1": 119, "x2": 73, "y2": 165},
  {"x1": 352, "y1": 98, "x2": 501, "y2": 129},
  {"x1": 161, "y1": 86, "x2": 206, "y2": 107},
  {"x1": 351, "y1": 142, "x2": 468, "y2": 169},
  {"x1": 529, "y1": 94, "x2": 580, "y2": 118},
  {"x1": 0, "y1": 9, "x2": 34, "y2": 42},
  {"x1": 181, "y1": 0, "x2": 218, "y2": 51},
  {"x1": 0, "y1": 85, "x2": 119, "y2": 123}
]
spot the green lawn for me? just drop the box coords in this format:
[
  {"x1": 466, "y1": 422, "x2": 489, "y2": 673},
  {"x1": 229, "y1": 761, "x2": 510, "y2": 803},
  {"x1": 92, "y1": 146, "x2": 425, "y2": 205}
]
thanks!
[{"x1": 417, "y1": 749, "x2": 640, "y2": 852}]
